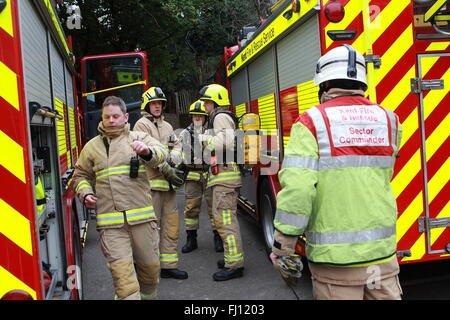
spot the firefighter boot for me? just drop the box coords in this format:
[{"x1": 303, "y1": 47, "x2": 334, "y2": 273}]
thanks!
[
  {"x1": 213, "y1": 267, "x2": 244, "y2": 281},
  {"x1": 160, "y1": 268, "x2": 188, "y2": 279},
  {"x1": 182, "y1": 230, "x2": 198, "y2": 253},
  {"x1": 213, "y1": 230, "x2": 224, "y2": 252}
]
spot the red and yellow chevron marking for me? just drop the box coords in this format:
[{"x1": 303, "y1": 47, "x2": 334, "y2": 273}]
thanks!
[
  {"x1": 321, "y1": 0, "x2": 449, "y2": 263},
  {"x1": 0, "y1": 0, "x2": 42, "y2": 299},
  {"x1": 250, "y1": 94, "x2": 280, "y2": 158},
  {"x1": 55, "y1": 98, "x2": 71, "y2": 174}
]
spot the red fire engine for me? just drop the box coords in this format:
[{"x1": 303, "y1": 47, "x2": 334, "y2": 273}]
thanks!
[
  {"x1": 0, "y1": 0, "x2": 148, "y2": 299},
  {"x1": 217, "y1": 0, "x2": 450, "y2": 264}
]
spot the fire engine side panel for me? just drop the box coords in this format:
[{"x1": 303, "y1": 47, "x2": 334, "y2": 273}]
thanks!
[
  {"x1": 0, "y1": 0, "x2": 43, "y2": 299},
  {"x1": 276, "y1": 14, "x2": 321, "y2": 149},
  {"x1": 19, "y1": 0, "x2": 51, "y2": 109}
]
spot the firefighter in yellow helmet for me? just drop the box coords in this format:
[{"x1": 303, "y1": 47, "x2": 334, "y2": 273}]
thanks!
[
  {"x1": 179, "y1": 101, "x2": 223, "y2": 254},
  {"x1": 198, "y1": 84, "x2": 244, "y2": 281},
  {"x1": 134, "y1": 87, "x2": 188, "y2": 280}
]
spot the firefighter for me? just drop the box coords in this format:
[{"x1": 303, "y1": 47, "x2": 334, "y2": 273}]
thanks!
[
  {"x1": 72, "y1": 96, "x2": 167, "y2": 300},
  {"x1": 134, "y1": 87, "x2": 188, "y2": 280},
  {"x1": 199, "y1": 84, "x2": 244, "y2": 281},
  {"x1": 269, "y1": 45, "x2": 403, "y2": 300},
  {"x1": 179, "y1": 100, "x2": 223, "y2": 253}
]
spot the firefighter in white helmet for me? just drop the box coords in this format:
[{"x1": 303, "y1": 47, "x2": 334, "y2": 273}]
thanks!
[
  {"x1": 134, "y1": 87, "x2": 188, "y2": 280},
  {"x1": 270, "y1": 45, "x2": 403, "y2": 299},
  {"x1": 199, "y1": 84, "x2": 244, "y2": 281},
  {"x1": 179, "y1": 100, "x2": 223, "y2": 254},
  {"x1": 73, "y1": 96, "x2": 168, "y2": 300}
]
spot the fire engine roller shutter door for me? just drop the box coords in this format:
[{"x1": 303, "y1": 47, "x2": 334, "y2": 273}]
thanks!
[
  {"x1": 19, "y1": 0, "x2": 52, "y2": 110},
  {"x1": 248, "y1": 49, "x2": 275, "y2": 101},
  {"x1": 276, "y1": 15, "x2": 320, "y2": 91},
  {"x1": 230, "y1": 69, "x2": 249, "y2": 109},
  {"x1": 49, "y1": 39, "x2": 72, "y2": 173}
]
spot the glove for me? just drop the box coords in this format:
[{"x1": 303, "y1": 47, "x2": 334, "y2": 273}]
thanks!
[
  {"x1": 161, "y1": 162, "x2": 185, "y2": 187},
  {"x1": 276, "y1": 254, "x2": 303, "y2": 287}
]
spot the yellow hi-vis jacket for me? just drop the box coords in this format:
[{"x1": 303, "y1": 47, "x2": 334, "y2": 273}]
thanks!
[
  {"x1": 72, "y1": 123, "x2": 167, "y2": 229},
  {"x1": 133, "y1": 112, "x2": 183, "y2": 191},
  {"x1": 273, "y1": 92, "x2": 402, "y2": 266}
]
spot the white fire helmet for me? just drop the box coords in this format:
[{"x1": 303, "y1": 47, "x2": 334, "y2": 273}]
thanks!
[{"x1": 314, "y1": 44, "x2": 367, "y2": 88}]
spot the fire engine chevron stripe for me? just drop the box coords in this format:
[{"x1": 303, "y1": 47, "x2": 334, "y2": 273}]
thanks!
[
  {"x1": 0, "y1": 62, "x2": 20, "y2": 111},
  {"x1": 0, "y1": 130, "x2": 25, "y2": 183},
  {"x1": 0, "y1": 199, "x2": 32, "y2": 255},
  {"x1": 0, "y1": 0, "x2": 13, "y2": 37},
  {"x1": 0, "y1": 266, "x2": 36, "y2": 300}
]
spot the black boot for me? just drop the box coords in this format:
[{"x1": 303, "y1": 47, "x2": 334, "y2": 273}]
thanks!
[
  {"x1": 213, "y1": 230, "x2": 224, "y2": 252},
  {"x1": 217, "y1": 259, "x2": 225, "y2": 269},
  {"x1": 213, "y1": 267, "x2": 244, "y2": 281},
  {"x1": 161, "y1": 268, "x2": 188, "y2": 279},
  {"x1": 182, "y1": 230, "x2": 198, "y2": 253}
]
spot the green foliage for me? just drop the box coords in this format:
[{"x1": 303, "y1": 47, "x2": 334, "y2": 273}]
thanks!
[{"x1": 60, "y1": 0, "x2": 272, "y2": 91}]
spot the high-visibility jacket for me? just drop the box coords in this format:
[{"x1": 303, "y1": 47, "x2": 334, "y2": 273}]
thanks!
[
  {"x1": 35, "y1": 176, "x2": 46, "y2": 215},
  {"x1": 274, "y1": 94, "x2": 402, "y2": 266},
  {"x1": 204, "y1": 108, "x2": 241, "y2": 189},
  {"x1": 134, "y1": 112, "x2": 183, "y2": 191},
  {"x1": 72, "y1": 123, "x2": 167, "y2": 229}
]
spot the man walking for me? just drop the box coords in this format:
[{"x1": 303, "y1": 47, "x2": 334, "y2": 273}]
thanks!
[{"x1": 73, "y1": 96, "x2": 167, "y2": 300}]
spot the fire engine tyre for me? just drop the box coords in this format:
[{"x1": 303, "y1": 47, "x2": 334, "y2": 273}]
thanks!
[
  {"x1": 259, "y1": 179, "x2": 276, "y2": 254},
  {"x1": 72, "y1": 214, "x2": 84, "y2": 300}
]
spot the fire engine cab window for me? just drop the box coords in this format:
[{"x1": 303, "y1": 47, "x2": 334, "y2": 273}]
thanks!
[
  {"x1": 84, "y1": 57, "x2": 144, "y2": 111},
  {"x1": 414, "y1": 1, "x2": 450, "y2": 40}
]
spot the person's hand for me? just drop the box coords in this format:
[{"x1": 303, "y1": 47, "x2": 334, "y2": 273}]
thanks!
[
  {"x1": 84, "y1": 194, "x2": 98, "y2": 208},
  {"x1": 269, "y1": 252, "x2": 280, "y2": 270},
  {"x1": 130, "y1": 141, "x2": 150, "y2": 156}
]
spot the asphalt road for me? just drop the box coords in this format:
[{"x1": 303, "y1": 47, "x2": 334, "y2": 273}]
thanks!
[
  {"x1": 81, "y1": 188, "x2": 311, "y2": 300},
  {"x1": 82, "y1": 188, "x2": 450, "y2": 301}
]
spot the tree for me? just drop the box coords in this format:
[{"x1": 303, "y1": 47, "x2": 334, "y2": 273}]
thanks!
[{"x1": 59, "y1": 0, "x2": 272, "y2": 92}]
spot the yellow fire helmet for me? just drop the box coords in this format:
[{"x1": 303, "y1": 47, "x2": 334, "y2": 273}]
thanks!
[
  {"x1": 188, "y1": 100, "x2": 208, "y2": 117},
  {"x1": 199, "y1": 84, "x2": 230, "y2": 107},
  {"x1": 141, "y1": 86, "x2": 167, "y2": 111}
]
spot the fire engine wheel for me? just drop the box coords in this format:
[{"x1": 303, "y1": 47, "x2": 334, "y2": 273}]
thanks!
[
  {"x1": 259, "y1": 179, "x2": 276, "y2": 254},
  {"x1": 72, "y1": 214, "x2": 84, "y2": 300}
]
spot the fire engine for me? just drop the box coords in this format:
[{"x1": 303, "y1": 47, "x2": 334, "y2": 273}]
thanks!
[
  {"x1": 0, "y1": 0, "x2": 148, "y2": 299},
  {"x1": 218, "y1": 0, "x2": 450, "y2": 264}
]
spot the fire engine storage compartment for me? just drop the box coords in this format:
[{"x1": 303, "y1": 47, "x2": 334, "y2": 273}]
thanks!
[
  {"x1": 19, "y1": 0, "x2": 83, "y2": 299},
  {"x1": 228, "y1": 8, "x2": 321, "y2": 250}
]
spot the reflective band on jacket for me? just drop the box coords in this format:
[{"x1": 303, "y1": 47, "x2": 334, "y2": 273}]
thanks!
[
  {"x1": 275, "y1": 209, "x2": 309, "y2": 229},
  {"x1": 305, "y1": 225, "x2": 396, "y2": 245},
  {"x1": 187, "y1": 171, "x2": 201, "y2": 181},
  {"x1": 207, "y1": 171, "x2": 240, "y2": 185},
  {"x1": 76, "y1": 180, "x2": 92, "y2": 192},
  {"x1": 307, "y1": 107, "x2": 331, "y2": 156},
  {"x1": 96, "y1": 165, "x2": 145, "y2": 180},
  {"x1": 96, "y1": 206, "x2": 155, "y2": 226},
  {"x1": 149, "y1": 179, "x2": 170, "y2": 189},
  {"x1": 160, "y1": 253, "x2": 178, "y2": 262},
  {"x1": 185, "y1": 218, "x2": 199, "y2": 226},
  {"x1": 282, "y1": 155, "x2": 395, "y2": 170}
]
